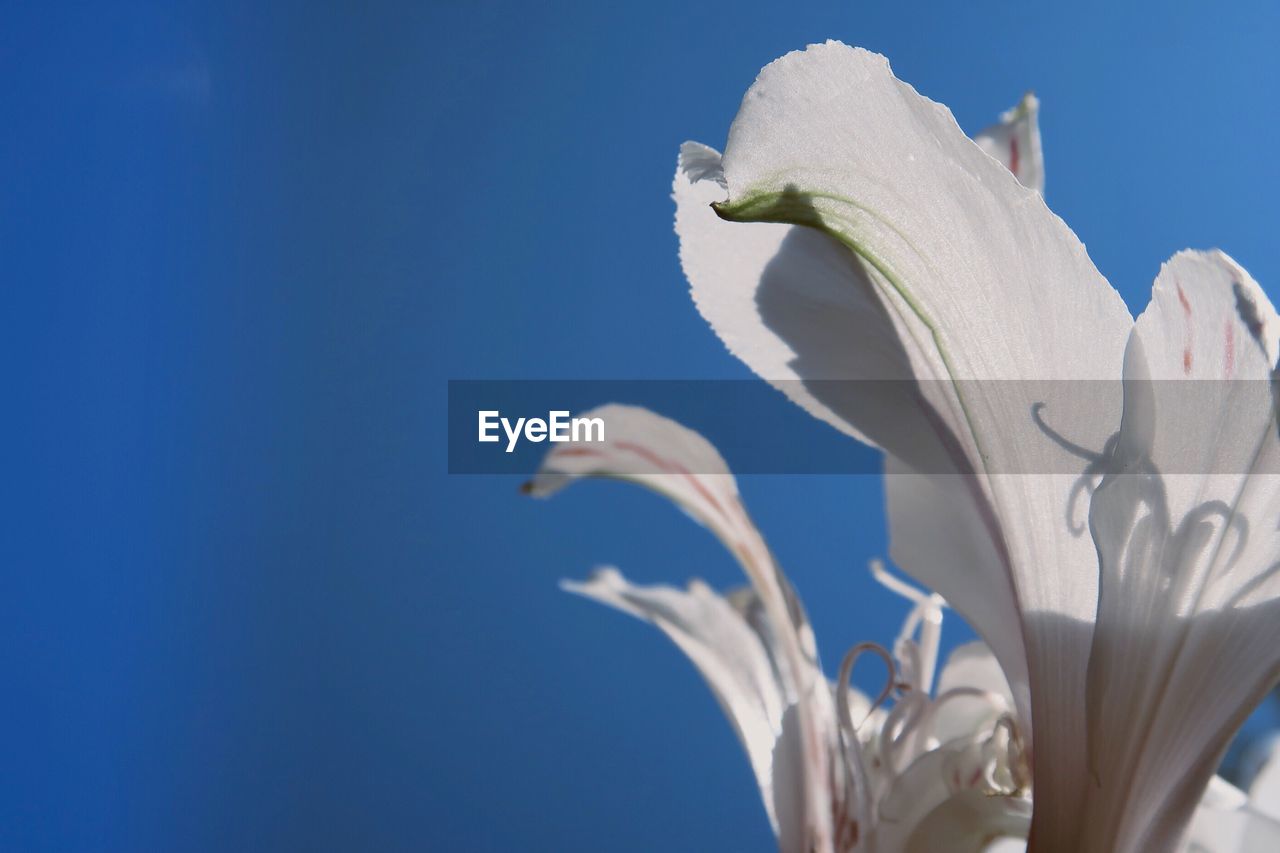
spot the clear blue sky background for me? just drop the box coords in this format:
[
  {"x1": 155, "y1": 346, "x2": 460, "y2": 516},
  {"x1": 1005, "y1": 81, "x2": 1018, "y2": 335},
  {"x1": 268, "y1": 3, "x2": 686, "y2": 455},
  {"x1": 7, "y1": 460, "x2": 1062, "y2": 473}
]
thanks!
[{"x1": 4, "y1": 2, "x2": 1280, "y2": 851}]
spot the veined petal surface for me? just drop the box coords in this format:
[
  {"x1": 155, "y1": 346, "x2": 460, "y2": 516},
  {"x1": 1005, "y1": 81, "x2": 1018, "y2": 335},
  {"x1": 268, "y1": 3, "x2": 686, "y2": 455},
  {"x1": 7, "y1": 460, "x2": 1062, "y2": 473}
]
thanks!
[
  {"x1": 884, "y1": 459, "x2": 1030, "y2": 731},
  {"x1": 1081, "y1": 251, "x2": 1280, "y2": 852}
]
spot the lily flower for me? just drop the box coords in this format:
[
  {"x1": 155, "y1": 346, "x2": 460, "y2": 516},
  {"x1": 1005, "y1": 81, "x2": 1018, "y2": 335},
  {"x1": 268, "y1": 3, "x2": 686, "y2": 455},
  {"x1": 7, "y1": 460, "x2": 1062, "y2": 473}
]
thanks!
[
  {"x1": 673, "y1": 40, "x2": 1280, "y2": 851},
  {"x1": 527, "y1": 404, "x2": 1031, "y2": 851}
]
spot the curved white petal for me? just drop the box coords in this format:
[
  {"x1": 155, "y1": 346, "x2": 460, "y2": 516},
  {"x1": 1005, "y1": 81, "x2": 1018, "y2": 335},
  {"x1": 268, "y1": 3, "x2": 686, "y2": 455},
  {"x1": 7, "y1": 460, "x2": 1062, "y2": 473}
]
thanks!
[
  {"x1": 526, "y1": 404, "x2": 815, "y2": 659},
  {"x1": 561, "y1": 568, "x2": 795, "y2": 835},
  {"x1": 1081, "y1": 251, "x2": 1280, "y2": 852},
  {"x1": 875, "y1": 748, "x2": 1031, "y2": 852},
  {"x1": 528, "y1": 405, "x2": 841, "y2": 851},
  {"x1": 937, "y1": 642, "x2": 1016, "y2": 707},
  {"x1": 974, "y1": 93, "x2": 1044, "y2": 195},
  {"x1": 932, "y1": 641, "x2": 1017, "y2": 746},
  {"x1": 685, "y1": 42, "x2": 1135, "y2": 842},
  {"x1": 714, "y1": 43, "x2": 1131, "y2": 393},
  {"x1": 675, "y1": 141, "x2": 948, "y2": 469},
  {"x1": 675, "y1": 89, "x2": 1054, "y2": 472}
]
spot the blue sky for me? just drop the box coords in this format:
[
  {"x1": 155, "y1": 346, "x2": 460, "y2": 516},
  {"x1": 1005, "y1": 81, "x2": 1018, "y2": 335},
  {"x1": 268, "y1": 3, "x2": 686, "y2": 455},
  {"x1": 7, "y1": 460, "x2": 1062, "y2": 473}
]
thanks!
[{"x1": 4, "y1": 1, "x2": 1280, "y2": 851}]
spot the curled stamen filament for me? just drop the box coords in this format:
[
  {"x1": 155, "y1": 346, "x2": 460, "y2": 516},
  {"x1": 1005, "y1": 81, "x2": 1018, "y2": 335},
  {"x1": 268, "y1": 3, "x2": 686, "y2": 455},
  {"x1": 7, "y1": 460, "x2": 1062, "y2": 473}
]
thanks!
[
  {"x1": 989, "y1": 713, "x2": 1030, "y2": 794},
  {"x1": 837, "y1": 641, "x2": 897, "y2": 736},
  {"x1": 836, "y1": 642, "x2": 896, "y2": 850},
  {"x1": 880, "y1": 691, "x2": 929, "y2": 776}
]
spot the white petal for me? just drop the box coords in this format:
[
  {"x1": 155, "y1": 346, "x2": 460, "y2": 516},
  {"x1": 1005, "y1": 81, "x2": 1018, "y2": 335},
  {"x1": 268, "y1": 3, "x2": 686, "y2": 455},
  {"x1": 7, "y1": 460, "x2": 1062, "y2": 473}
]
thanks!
[
  {"x1": 875, "y1": 747, "x2": 1031, "y2": 852},
  {"x1": 715, "y1": 42, "x2": 1130, "y2": 390},
  {"x1": 932, "y1": 640, "x2": 1017, "y2": 745},
  {"x1": 903, "y1": 793, "x2": 1030, "y2": 853},
  {"x1": 529, "y1": 405, "x2": 841, "y2": 851},
  {"x1": 695, "y1": 43, "x2": 1136, "y2": 841},
  {"x1": 526, "y1": 404, "x2": 814, "y2": 658},
  {"x1": 1249, "y1": 734, "x2": 1280, "y2": 821},
  {"x1": 674, "y1": 141, "x2": 949, "y2": 470},
  {"x1": 561, "y1": 569, "x2": 793, "y2": 834},
  {"x1": 1205, "y1": 775, "x2": 1250, "y2": 810},
  {"x1": 1181, "y1": 775, "x2": 1280, "y2": 852},
  {"x1": 974, "y1": 93, "x2": 1044, "y2": 195},
  {"x1": 885, "y1": 459, "x2": 1030, "y2": 730},
  {"x1": 937, "y1": 642, "x2": 1016, "y2": 707},
  {"x1": 1079, "y1": 251, "x2": 1280, "y2": 852}
]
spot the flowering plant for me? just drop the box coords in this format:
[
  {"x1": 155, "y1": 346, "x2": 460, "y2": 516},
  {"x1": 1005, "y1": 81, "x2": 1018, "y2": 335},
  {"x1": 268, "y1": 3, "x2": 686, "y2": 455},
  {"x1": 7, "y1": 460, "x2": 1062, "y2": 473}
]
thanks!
[{"x1": 531, "y1": 43, "x2": 1280, "y2": 852}]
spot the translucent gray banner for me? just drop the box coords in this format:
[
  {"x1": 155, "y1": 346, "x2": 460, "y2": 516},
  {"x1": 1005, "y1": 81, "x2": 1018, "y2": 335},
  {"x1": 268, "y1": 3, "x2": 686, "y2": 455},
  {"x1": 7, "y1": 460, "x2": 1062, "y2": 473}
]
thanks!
[{"x1": 447, "y1": 379, "x2": 1280, "y2": 475}]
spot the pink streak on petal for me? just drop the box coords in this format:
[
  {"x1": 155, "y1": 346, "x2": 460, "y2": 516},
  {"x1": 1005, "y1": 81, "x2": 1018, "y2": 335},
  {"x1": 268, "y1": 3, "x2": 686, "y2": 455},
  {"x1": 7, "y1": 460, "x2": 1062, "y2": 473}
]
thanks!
[
  {"x1": 1225, "y1": 320, "x2": 1236, "y2": 378},
  {"x1": 1177, "y1": 282, "x2": 1194, "y2": 375}
]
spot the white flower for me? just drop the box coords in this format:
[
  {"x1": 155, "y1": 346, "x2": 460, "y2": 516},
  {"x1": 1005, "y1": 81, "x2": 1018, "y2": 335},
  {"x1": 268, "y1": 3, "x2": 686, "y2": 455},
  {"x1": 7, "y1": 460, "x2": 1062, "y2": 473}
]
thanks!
[
  {"x1": 674, "y1": 40, "x2": 1280, "y2": 852},
  {"x1": 527, "y1": 404, "x2": 1030, "y2": 851}
]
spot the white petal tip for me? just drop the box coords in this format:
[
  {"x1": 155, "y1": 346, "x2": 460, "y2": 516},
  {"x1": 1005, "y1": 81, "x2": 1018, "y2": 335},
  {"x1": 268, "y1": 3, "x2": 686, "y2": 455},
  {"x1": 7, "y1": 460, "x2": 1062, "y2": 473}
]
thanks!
[{"x1": 677, "y1": 140, "x2": 725, "y2": 188}]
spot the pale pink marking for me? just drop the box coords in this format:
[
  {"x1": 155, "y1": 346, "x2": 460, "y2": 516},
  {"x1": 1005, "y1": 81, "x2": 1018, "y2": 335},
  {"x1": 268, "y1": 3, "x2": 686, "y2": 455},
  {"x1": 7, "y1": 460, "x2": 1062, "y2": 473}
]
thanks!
[
  {"x1": 551, "y1": 447, "x2": 602, "y2": 459},
  {"x1": 1009, "y1": 136, "x2": 1019, "y2": 176},
  {"x1": 1177, "y1": 282, "x2": 1194, "y2": 375},
  {"x1": 549, "y1": 442, "x2": 728, "y2": 520},
  {"x1": 617, "y1": 443, "x2": 769, "y2": 580},
  {"x1": 1225, "y1": 321, "x2": 1236, "y2": 378},
  {"x1": 968, "y1": 766, "x2": 984, "y2": 788}
]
